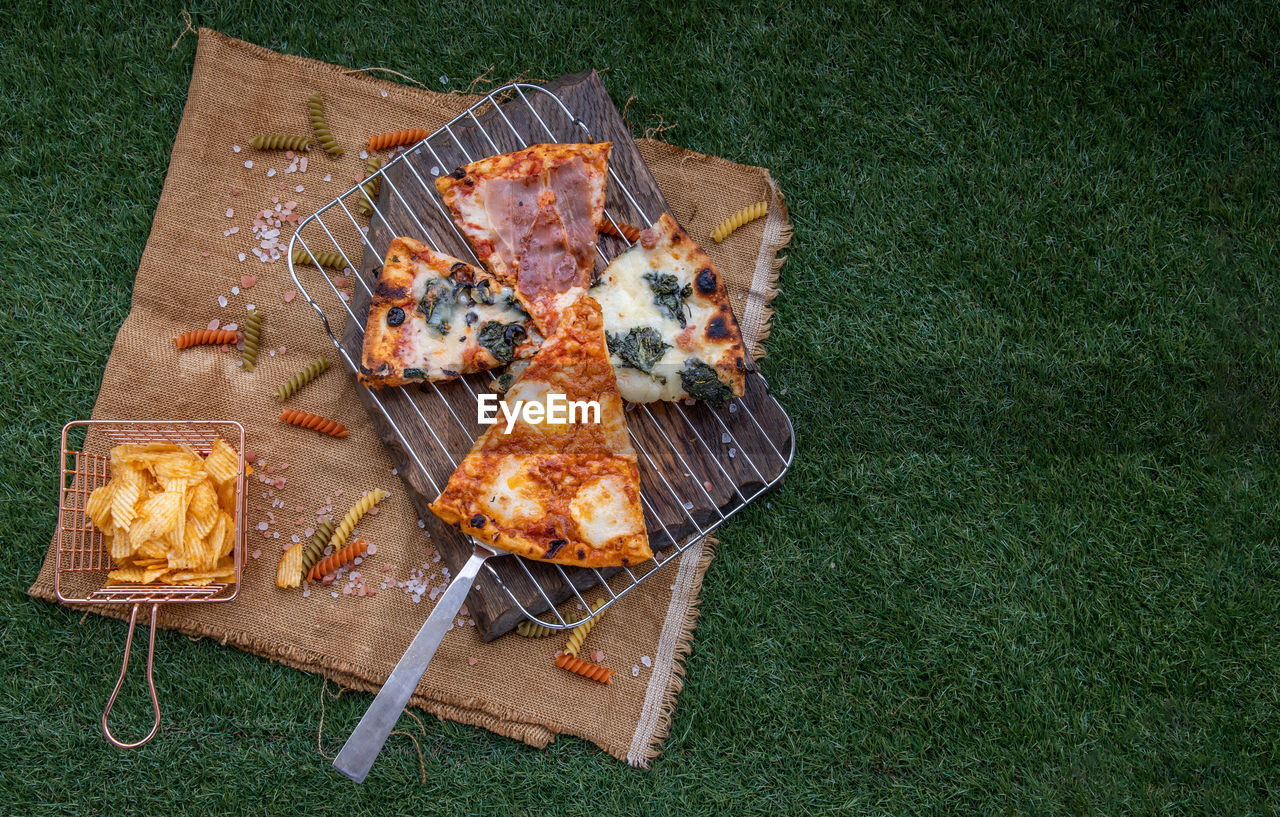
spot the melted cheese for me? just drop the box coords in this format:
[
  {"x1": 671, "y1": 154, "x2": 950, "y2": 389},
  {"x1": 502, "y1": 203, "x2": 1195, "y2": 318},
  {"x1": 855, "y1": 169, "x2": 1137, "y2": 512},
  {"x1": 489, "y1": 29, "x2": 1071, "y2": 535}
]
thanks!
[
  {"x1": 569, "y1": 475, "x2": 643, "y2": 547},
  {"x1": 480, "y1": 459, "x2": 544, "y2": 524},
  {"x1": 592, "y1": 245, "x2": 719, "y2": 402}
]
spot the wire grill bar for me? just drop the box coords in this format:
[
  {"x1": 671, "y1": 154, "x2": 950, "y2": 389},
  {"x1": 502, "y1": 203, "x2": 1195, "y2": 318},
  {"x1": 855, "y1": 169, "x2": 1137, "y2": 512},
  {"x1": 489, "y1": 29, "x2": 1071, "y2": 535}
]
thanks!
[{"x1": 289, "y1": 82, "x2": 794, "y2": 630}]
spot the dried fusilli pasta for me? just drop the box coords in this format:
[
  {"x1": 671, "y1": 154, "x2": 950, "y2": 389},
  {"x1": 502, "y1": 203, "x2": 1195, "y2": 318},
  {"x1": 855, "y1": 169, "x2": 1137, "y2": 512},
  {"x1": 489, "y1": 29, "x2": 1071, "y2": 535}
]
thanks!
[
  {"x1": 275, "y1": 356, "x2": 330, "y2": 402},
  {"x1": 366, "y1": 128, "x2": 429, "y2": 151},
  {"x1": 711, "y1": 201, "x2": 767, "y2": 243},
  {"x1": 307, "y1": 538, "x2": 369, "y2": 582},
  {"x1": 328, "y1": 489, "x2": 390, "y2": 553},
  {"x1": 600, "y1": 219, "x2": 641, "y2": 243},
  {"x1": 275, "y1": 543, "x2": 304, "y2": 589},
  {"x1": 249, "y1": 134, "x2": 312, "y2": 152},
  {"x1": 239, "y1": 308, "x2": 262, "y2": 371},
  {"x1": 563, "y1": 599, "x2": 608, "y2": 657},
  {"x1": 279, "y1": 408, "x2": 349, "y2": 438},
  {"x1": 358, "y1": 155, "x2": 383, "y2": 217},
  {"x1": 174, "y1": 328, "x2": 239, "y2": 349},
  {"x1": 554, "y1": 653, "x2": 613, "y2": 685},
  {"x1": 290, "y1": 246, "x2": 347, "y2": 269},
  {"x1": 306, "y1": 92, "x2": 343, "y2": 157},
  {"x1": 515, "y1": 621, "x2": 557, "y2": 638},
  {"x1": 300, "y1": 517, "x2": 336, "y2": 580}
]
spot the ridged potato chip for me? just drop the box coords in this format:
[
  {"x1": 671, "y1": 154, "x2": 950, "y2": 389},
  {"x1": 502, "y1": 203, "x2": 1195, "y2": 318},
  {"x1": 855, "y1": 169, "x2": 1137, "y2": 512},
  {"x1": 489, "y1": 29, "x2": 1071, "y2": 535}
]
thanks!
[
  {"x1": 110, "y1": 481, "x2": 141, "y2": 530},
  {"x1": 203, "y1": 438, "x2": 239, "y2": 488},
  {"x1": 86, "y1": 483, "x2": 115, "y2": 531},
  {"x1": 276, "y1": 543, "x2": 304, "y2": 588}
]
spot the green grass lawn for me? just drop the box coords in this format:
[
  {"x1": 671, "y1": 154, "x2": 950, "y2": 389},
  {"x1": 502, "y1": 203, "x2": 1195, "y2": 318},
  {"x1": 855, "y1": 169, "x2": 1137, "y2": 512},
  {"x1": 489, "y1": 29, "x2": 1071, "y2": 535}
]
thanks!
[{"x1": 2, "y1": 1, "x2": 1278, "y2": 813}]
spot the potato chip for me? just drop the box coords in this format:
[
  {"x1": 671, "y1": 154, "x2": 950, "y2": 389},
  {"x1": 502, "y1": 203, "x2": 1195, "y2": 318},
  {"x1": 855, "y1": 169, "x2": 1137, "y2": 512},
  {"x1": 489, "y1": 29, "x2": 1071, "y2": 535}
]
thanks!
[
  {"x1": 276, "y1": 543, "x2": 303, "y2": 588},
  {"x1": 85, "y1": 483, "x2": 115, "y2": 531},
  {"x1": 203, "y1": 438, "x2": 240, "y2": 488},
  {"x1": 106, "y1": 566, "x2": 149, "y2": 584},
  {"x1": 216, "y1": 478, "x2": 238, "y2": 516},
  {"x1": 109, "y1": 525, "x2": 134, "y2": 563},
  {"x1": 217, "y1": 509, "x2": 236, "y2": 559},
  {"x1": 110, "y1": 480, "x2": 141, "y2": 530}
]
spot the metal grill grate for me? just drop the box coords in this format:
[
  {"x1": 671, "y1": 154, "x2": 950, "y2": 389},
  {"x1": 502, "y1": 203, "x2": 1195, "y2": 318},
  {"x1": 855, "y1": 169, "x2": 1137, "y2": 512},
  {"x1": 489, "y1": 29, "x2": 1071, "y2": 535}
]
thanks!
[{"x1": 288, "y1": 83, "x2": 794, "y2": 629}]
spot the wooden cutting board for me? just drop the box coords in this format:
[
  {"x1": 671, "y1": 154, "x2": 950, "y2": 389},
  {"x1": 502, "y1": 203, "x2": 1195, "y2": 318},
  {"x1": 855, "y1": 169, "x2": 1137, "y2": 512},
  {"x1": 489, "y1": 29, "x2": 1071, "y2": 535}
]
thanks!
[{"x1": 339, "y1": 70, "x2": 792, "y2": 639}]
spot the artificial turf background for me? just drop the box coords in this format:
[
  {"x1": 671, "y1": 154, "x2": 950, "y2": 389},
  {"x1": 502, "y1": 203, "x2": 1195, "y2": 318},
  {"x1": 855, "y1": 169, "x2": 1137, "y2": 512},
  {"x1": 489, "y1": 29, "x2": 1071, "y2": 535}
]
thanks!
[{"x1": 2, "y1": 1, "x2": 1277, "y2": 813}]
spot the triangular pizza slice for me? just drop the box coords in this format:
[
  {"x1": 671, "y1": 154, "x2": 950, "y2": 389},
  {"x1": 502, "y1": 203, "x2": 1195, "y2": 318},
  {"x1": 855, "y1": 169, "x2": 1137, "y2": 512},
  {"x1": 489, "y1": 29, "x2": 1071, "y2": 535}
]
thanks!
[
  {"x1": 360, "y1": 236, "x2": 540, "y2": 388},
  {"x1": 434, "y1": 142, "x2": 612, "y2": 335},
  {"x1": 593, "y1": 212, "x2": 748, "y2": 404},
  {"x1": 429, "y1": 295, "x2": 651, "y2": 568}
]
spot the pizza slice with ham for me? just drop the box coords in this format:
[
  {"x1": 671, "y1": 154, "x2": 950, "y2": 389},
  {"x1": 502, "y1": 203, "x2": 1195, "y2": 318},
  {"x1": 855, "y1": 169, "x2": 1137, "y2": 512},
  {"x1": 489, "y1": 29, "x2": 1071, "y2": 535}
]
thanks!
[
  {"x1": 434, "y1": 142, "x2": 611, "y2": 335},
  {"x1": 429, "y1": 295, "x2": 651, "y2": 569}
]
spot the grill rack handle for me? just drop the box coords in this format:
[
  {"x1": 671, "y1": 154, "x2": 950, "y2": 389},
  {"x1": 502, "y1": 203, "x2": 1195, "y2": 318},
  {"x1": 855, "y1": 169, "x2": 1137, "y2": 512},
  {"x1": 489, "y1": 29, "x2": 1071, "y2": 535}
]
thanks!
[{"x1": 101, "y1": 603, "x2": 162, "y2": 749}]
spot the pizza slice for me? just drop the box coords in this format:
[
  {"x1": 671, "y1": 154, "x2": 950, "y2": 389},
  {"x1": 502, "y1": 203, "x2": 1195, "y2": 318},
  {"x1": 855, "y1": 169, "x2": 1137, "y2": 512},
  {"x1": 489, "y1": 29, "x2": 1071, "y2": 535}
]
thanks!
[
  {"x1": 429, "y1": 295, "x2": 651, "y2": 569},
  {"x1": 592, "y1": 213, "x2": 748, "y2": 405},
  {"x1": 359, "y1": 236, "x2": 540, "y2": 388},
  {"x1": 434, "y1": 142, "x2": 612, "y2": 335}
]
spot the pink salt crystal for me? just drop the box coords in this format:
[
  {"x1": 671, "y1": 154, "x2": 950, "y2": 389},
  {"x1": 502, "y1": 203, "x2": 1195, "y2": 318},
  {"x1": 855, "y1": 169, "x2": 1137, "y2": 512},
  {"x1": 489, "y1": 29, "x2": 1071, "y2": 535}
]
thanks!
[
  {"x1": 342, "y1": 587, "x2": 352, "y2": 595},
  {"x1": 322, "y1": 575, "x2": 334, "y2": 585},
  {"x1": 286, "y1": 150, "x2": 295, "y2": 160},
  {"x1": 251, "y1": 549, "x2": 261, "y2": 559},
  {"x1": 459, "y1": 604, "x2": 468, "y2": 616},
  {"x1": 332, "y1": 275, "x2": 349, "y2": 288},
  {"x1": 280, "y1": 463, "x2": 290, "y2": 470},
  {"x1": 591, "y1": 650, "x2": 605, "y2": 663},
  {"x1": 201, "y1": 251, "x2": 210, "y2": 258},
  {"x1": 244, "y1": 449, "x2": 255, "y2": 462},
  {"x1": 466, "y1": 657, "x2": 478, "y2": 667},
  {"x1": 206, "y1": 318, "x2": 221, "y2": 331},
  {"x1": 284, "y1": 201, "x2": 298, "y2": 210},
  {"x1": 241, "y1": 275, "x2": 256, "y2": 289},
  {"x1": 231, "y1": 188, "x2": 240, "y2": 195},
  {"x1": 366, "y1": 543, "x2": 377, "y2": 555},
  {"x1": 283, "y1": 290, "x2": 297, "y2": 303}
]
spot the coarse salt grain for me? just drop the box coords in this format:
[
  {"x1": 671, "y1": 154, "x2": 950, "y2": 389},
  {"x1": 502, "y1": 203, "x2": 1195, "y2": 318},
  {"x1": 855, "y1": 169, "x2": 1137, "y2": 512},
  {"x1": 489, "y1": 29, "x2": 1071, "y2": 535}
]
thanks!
[
  {"x1": 244, "y1": 160, "x2": 253, "y2": 169},
  {"x1": 380, "y1": 90, "x2": 388, "y2": 98},
  {"x1": 206, "y1": 318, "x2": 220, "y2": 331},
  {"x1": 300, "y1": 157, "x2": 308, "y2": 172},
  {"x1": 231, "y1": 286, "x2": 240, "y2": 295},
  {"x1": 251, "y1": 549, "x2": 261, "y2": 559},
  {"x1": 217, "y1": 295, "x2": 228, "y2": 308},
  {"x1": 632, "y1": 666, "x2": 640, "y2": 677},
  {"x1": 467, "y1": 656, "x2": 477, "y2": 666},
  {"x1": 295, "y1": 185, "x2": 304, "y2": 192},
  {"x1": 238, "y1": 253, "x2": 246, "y2": 262},
  {"x1": 323, "y1": 173, "x2": 331, "y2": 181},
  {"x1": 283, "y1": 290, "x2": 297, "y2": 303},
  {"x1": 233, "y1": 145, "x2": 241, "y2": 152},
  {"x1": 641, "y1": 655, "x2": 652, "y2": 667},
  {"x1": 359, "y1": 150, "x2": 368, "y2": 160},
  {"x1": 225, "y1": 208, "x2": 234, "y2": 218},
  {"x1": 591, "y1": 649, "x2": 605, "y2": 663},
  {"x1": 266, "y1": 168, "x2": 276, "y2": 178}
]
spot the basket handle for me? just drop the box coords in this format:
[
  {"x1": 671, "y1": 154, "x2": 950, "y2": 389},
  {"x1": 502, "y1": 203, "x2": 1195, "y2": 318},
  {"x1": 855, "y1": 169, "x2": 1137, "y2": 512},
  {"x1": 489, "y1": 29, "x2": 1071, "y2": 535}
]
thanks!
[{"x1": 101, "y1": 603, "x2": 162, "y2": 748}]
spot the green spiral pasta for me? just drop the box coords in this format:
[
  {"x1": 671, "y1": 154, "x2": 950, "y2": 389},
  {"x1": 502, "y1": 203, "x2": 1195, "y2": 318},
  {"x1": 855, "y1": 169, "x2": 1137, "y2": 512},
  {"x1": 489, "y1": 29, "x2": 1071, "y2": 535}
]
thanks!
[
  {"x1": 249, "y1": 134, "x2": 312, "y2": 152},
  {"x1": 274, "y1": 356, "x2": 330, "y2": 402},
  {"x1": 328, "y1": 489, "x2": 390, "y2": 553},
  {"x1": 358, "y1": 155, "x2": 383, "y2": 217},
  {"x1": 239, "y1": 308, "x2": 262, "y2": 371},
  {"x1": 299, "y1": 516, "x2": 337, "y2": 581},
  {"x1": 563, "y1": 599, "x2": 608, "y2": 657},
  {"x1": 514, "y1": 621, "x2": 556, "y2": 638},
  {"x1": 306, "y1": 92, "x2": 344, "y2": 158},
  {"x1": 290, "y1": 246, "x2": 347, "y2": 270}
]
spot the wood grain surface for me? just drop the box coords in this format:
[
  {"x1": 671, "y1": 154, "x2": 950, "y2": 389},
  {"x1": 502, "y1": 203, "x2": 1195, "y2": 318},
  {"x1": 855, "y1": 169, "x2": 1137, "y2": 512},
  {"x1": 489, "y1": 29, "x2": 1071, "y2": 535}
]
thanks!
[{"x1": 333, "y1": 71, "x2": 792, "y2": 639}]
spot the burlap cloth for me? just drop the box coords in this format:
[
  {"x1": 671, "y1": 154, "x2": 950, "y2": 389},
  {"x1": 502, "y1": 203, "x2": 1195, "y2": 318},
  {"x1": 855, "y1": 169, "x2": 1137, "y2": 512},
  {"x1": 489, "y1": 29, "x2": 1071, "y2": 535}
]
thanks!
[{"x1": 28, "y1": 29, "x2": 789, "y2": 767}]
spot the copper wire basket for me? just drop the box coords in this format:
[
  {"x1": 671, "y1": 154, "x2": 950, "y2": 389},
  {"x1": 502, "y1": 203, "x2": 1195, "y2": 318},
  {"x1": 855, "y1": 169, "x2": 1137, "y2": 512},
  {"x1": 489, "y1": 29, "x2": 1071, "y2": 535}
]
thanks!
[{"x1": 55, "y1": 419, "x2": 246, "y2": 747}]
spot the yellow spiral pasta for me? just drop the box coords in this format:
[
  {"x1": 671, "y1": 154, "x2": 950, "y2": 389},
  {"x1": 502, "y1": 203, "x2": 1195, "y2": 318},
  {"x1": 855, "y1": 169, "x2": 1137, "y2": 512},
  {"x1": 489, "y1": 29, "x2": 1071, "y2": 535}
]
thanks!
[
  {"x1": 711, "y1": 201, "x2": 767, "y2": 243},
  {"x1": 249, "y1": 134, "x2": 312, "y2": 152},
  {"x1": 307, "y1": 92, "x2": 343, "y2": 157},
  {"x1": 300, "y1": 517, "x2": 336, "y2": 580},
  {"x1": 515, "y1": 621, "x2": 556, "y2": 638},
  {"x1": 358, "y1": 155, "x2": 383, "y2": 217},
  {"x1": 290, "y1": 246, "x2": 347, "y2": 270},
  {"x1": 239, "y1": 308, "x2": 262, "y2": 371},
  {"x1": 563, "y1": 599, "x2": 608, "y2": 657},
  {"x1": 328, "y1": 489, "x2": 389, "y2": 553},
  {"x1": 274, "y1": 356, "x2": 330, "y2": 402}
]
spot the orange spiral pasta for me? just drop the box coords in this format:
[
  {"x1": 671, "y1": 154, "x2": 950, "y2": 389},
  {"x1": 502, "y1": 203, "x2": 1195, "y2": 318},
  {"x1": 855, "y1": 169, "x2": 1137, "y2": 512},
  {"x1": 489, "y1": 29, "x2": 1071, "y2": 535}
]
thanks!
[
  {"x1": 174, "y1": 329, "x2": 240, "y2": 349},
  {"x1": 366, "y1": 128, "x2": 430, "y2": 151},
  {"x1": 307, "y1": 538, "x2": 369, "y2": 582},
  {"x1": 600, "y1": 219, "x2": 641, "y2": 243},
  {"x1": 279, "y1": 408, "x2": 349, "y2": 438},
  {"x1": 555, "y1": 653, "x2": 614, "y2": 685}
]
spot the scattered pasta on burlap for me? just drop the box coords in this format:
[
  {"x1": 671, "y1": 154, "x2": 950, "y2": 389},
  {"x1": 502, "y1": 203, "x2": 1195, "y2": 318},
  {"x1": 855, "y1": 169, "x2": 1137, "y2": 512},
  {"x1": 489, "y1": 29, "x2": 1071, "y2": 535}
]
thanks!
[
  {"x1": 290, "y1": 246, "x2": 347, "y2": 269},
  {"x1": 300, "y1": 517, "x2": 337, "y2": 579},
  {"x1": 563, "y1": 599, "x2": 608, "y2": 657},
  {"x1": 306, "y1": 92, "x2": 343, "y2": 157},
  {"x1": 249, "y1": 134, "x2": 312, "y2": 152},
  {"x1": 358, "y1": 155, "x2": 383, "y2": 217},
  {"x1": 366, "y1": 128, "x2": 429, "y2": 151},
  {"x1": 174, "y1": 328, "x2": 240, "y2": 350},
  {"x1": 307, "y1": 538, "x2": 369, "y2": 582},
  {"x1": 555, "y1": 653, "x2": 614, "y2": 685},
  {"x1": 279, "y1": 408, "x2": 349, "y2": 438},
  {"x1": 515, "y1": 620, "x2": 557, "y2": 638},
  {"x1": 275, "y1": 356, "x2": 330, "y2": 401},
  {"x1": 711, "y1": 201, "x2": 767, "y2": 243},
  {"x1": 600, "y1": 219, "x2": 641, "y2": 243},
  {"x1": 240, "y1": 308, "x2": 262, "y2": 371},
  {"x1": 276, "y1": 543, "x2": 304, "y2": 588},
  {"x1": 328, "y1": 489, "x2": 389, "y2": 552}
]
